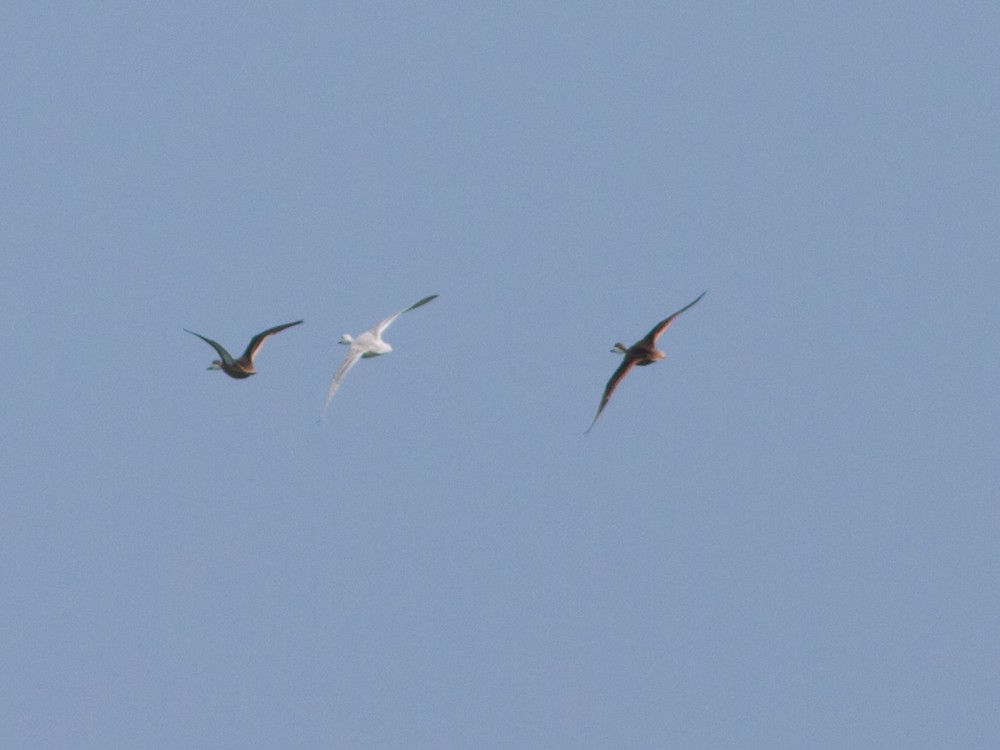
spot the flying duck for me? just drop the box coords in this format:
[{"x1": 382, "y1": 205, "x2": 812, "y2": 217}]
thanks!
[
  {"x1": 185, "y1": 320, "x2": 303, "y2": 379},
  {"x1": 586, "y1": 291, "x2": 705, "y2": 433}
]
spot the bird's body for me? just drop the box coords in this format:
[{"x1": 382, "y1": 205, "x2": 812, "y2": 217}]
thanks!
[
  {"x1": 185, "y1": 320, "x2": 303, "y2": 379},
  {"x1": 322, "y1": 295, "x2": 438, "y2": 414},
  {"x1": 586, "y1": 291, "x2": 705, "y2": 433}
]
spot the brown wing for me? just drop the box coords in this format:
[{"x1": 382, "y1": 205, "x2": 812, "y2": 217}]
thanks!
[
  {"x1": 585, "y1": 357, "x2": 636, "y2": 434},
  {"x1": 241, "y1": 319, "x2": 304, "y2": 361},
  {"x1": 636, "y1": 291, "x2": 706, "y2": 348}
]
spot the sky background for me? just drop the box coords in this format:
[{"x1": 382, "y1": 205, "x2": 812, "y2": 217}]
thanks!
[{"x1": 2, "y1": 2, "x2": 998, "y2": 748}]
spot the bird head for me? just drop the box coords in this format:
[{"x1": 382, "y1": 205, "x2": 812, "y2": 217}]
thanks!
[
  {"x1": 339, "y1": 334, "x2": 354, "y2": 345},
  {"x1": 208, "y1": 360, "x2": 222, "y2": 370}
]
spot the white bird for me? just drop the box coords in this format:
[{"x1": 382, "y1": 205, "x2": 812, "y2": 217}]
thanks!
[{"x1": 322, "y1": 294, "x2": 438, "y2": 415}]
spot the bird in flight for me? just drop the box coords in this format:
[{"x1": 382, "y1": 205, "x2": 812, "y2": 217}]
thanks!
[
  {"x1": 321, "y1": 295, "x2": 438, "y2": 415},
  {"x1": 185, "y1": 320, "x2": 303, "y2": 379},
  {"x1": 586, "y1": 291, "x2": 706, "y2": 433}
]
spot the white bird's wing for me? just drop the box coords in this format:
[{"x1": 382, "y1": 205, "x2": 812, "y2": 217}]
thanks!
[
  {"x1": 322, "y1": 346, "x2": 364, "y2": 414},
  {"x1": 373, "y1": 294, "x2": 438, "y2": 336}
]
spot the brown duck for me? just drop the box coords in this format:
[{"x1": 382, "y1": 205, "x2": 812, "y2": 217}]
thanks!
[
  {"x1": 586, "y1": 291, "x2": 705, "y2": 433},
  {"x1": 185, "y1": 320, "x2": 303, "y2": 379}
]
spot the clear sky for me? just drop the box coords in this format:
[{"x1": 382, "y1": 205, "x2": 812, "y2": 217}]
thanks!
[{"x1": 3, "y1": 2, "x2": 998, "y2": 748}]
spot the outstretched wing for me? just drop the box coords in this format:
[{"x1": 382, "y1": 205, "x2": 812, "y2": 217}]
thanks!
[
  {"x1": 637, "y1": 291, "x2": 706, "y2": 348},
  {"x1": 241, "y1": 319, "x2": 303, "y2": 361},
  {"x1": 372, "y1": 294, "x2": 438, "y2": 337},
  {"x1": 585, "y1": 358, "x2": 636, "y2": 434},
  {"x1": 184, "y1": 329, "x2": 234, "y2": 367},
  {"x1": 321, "y1": 345, "x2": 365, "y2": 415}
]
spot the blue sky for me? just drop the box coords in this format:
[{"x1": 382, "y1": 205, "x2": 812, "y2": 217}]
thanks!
[{"x1": 2, "y1": 2, "x2": 998, "y2": 747}]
